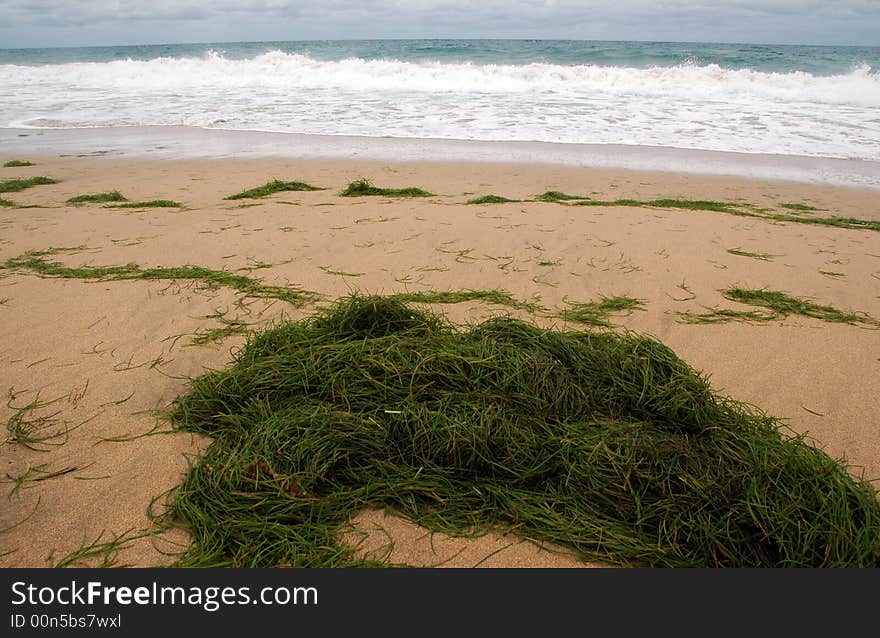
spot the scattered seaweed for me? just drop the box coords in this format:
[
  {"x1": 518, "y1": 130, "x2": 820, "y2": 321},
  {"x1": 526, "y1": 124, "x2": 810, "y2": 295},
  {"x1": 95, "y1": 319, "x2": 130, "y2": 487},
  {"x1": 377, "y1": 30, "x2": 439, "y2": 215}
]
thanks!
[
  {"x1": 319, "y1": 266, "x2": 365, "y2": 277},
  {"x1": 724, "y1": 288, "x2": 878, "y2": 326},
  {"x1": 0, "y1": 496, "x2": 40, "y2": 535},
  {"x1": 762, "y1": 213, "x2": 880, "y2": 232},
  {"x1": 679, "y1": 288, "x2": 879, "y2": 326},
  {"x1": 574, "y1": 198, "x2": 741, "y2": 213},
  {"x1": 47, "y1": 529, "x2": 148, "y2": 568},
  {"x1": 535, "y1": 191, "x2": 590, "y2": 202},
  {"x1": 107, "y1": 200, "x2": 183, "y2": 208},
  {"x1": 2, "y1": 249, "x2": 318, "y2": 307},
  {"x1": 190, "y1": 323, "x2": 251, "y2": 347},
  {"x1": 225, "y1": 180, "x2": 324, "y2": 200},
  {"x1": 727, "y1": 248, "x2": 775, "y2": 261},
  {"x1": 678, "y1": 309, "x2": 778, "y2": 324},
  {"x1": 5, "y1": 464, "x2": 81, "y2": 499},
  {"x1": 66, "y1": 191, "x2": 127, "y2": 204},
  {"x1": 779, "y1": 203, "x2": 823, "y2": 212},
  {"x1": 557, "y1": 296, "x2": 645, "y2": 327},
  {"x1": 534, "y1": 192, "x2": 878, "y2": 232},
  {"x1": 4, "y1": 391, "x2": 68, "y2": 451},
  {"x1": 188, "y1": 309, "x2": 257, "y2": 347},
  {"x1": 163, "y1": 295, "x2": 880, "y2": 567},
  {"x1": 466, "y1": 195, "x2": 519, "y2": 205},
  {"x1": 3, "y1": 160, "x2": 34, "y2": 168},
  {"x1": 0, "y1": 176, "x2": 58, "y2": 193},
  {"x1": 573, "y1": 198, "x2": 642, "y2": 208},
  {"x1": 340, "y1": 178, "x2": 434, "y2": 198},
  {"x1": 669, "y1": 281, "x2": 697, "y2": 302}
]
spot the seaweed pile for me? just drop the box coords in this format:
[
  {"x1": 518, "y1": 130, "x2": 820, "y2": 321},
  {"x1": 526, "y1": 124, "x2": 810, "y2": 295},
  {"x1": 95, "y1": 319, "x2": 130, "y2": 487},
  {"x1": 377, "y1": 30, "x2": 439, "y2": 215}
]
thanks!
[{"x1": 166, "y1": 296, "x2": 880, "y2": 567}]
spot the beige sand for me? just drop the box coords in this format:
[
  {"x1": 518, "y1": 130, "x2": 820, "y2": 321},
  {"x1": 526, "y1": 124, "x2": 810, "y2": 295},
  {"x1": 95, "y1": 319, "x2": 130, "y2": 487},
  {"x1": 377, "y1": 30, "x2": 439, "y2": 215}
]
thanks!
[{"x1": 1, "y1": 156, "x2": 878, "y2": 567}]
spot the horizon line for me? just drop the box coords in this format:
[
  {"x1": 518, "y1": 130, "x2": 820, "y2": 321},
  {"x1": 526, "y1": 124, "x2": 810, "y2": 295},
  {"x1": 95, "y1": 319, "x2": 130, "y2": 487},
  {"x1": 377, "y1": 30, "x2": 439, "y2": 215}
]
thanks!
[{"x1": 3, "y1": 36, "x2": 879, "y2": 52}]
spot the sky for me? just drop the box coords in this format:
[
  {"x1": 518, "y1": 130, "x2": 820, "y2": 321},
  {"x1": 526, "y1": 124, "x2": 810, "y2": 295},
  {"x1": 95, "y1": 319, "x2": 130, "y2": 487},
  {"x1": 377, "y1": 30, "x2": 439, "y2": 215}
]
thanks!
[{"x1": 1, "y1": 0, "x2": 879, "y2": 49}]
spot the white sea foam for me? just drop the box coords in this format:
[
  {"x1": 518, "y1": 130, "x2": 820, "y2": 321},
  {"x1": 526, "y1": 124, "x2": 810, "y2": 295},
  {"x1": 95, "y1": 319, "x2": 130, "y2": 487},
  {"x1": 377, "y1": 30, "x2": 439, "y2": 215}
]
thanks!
[{"x1": 2, "y1": 51, "x2": 879, "y2": 159}]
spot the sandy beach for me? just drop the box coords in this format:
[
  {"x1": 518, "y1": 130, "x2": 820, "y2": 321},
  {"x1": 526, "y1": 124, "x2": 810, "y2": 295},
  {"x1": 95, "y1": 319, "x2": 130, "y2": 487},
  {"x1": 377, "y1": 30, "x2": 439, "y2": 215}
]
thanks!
[{"x1": 1, "y1": 153, "x2": 878, "y2": 567}]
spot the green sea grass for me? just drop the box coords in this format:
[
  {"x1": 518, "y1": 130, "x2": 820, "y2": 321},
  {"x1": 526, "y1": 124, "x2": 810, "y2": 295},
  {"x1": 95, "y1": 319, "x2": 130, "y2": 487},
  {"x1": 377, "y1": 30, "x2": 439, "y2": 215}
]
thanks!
[
  {"x1": 225, "y1": 180, "x2": 324, "y2": 200},
  {"x1": 66, "y1": 191, "x2": 127, "y2": 204},
  {"x1": 163, "y1": 295, "x2": 880, "y2": 568},
  {"x1": 679, "y1": 288, "x2": 879, "y2": 326},
  {"x1": 466, "y1": 195, "x2": 520, "y2": 204},
  {"x1": 557, "y1": 296, "x2": 645, "y2": 327},
  {"x1": 107, "y1": 200, "x2": 183, "y2": 208},
  {"x1": 2, "y1": 250, "x2": 317, "y2": 307},
  {"x1": 0, "y1": 176, "x2": 58, "y2": 193},
  {"x1": 340, "y1": 178, "x2": 433, "y2": 198}
]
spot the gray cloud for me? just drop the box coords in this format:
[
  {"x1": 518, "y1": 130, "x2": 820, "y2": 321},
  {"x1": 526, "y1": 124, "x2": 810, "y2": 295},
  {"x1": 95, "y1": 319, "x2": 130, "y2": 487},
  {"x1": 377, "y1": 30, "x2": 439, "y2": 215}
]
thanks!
[{"x1": 1, "y1": 1, "x2": 878, "y2": 47}]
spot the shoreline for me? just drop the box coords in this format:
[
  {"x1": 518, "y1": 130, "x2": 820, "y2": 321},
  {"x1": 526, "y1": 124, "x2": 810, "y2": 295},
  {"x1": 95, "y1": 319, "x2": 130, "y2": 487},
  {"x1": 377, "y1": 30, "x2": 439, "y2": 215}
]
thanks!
[
  {"x1": 1, "y1": 153, "x2": 878, "y2": 567},
  {"x1": 4, "y1": 125, "x2": 880, "y2": 189}
]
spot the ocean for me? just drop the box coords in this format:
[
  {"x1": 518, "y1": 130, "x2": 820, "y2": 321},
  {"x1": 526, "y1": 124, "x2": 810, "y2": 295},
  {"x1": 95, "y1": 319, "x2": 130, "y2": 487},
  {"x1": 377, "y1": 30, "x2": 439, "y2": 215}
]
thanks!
[{"x1": 1, "y1": 39, "x2": 879, "y2": 161}]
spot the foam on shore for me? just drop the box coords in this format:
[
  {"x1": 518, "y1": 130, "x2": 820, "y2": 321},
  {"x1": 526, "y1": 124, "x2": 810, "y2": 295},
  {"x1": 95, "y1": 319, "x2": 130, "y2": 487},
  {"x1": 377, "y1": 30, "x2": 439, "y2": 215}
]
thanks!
[{"x1": 3, "y1": 126, "x2": 880, "y2": 189}]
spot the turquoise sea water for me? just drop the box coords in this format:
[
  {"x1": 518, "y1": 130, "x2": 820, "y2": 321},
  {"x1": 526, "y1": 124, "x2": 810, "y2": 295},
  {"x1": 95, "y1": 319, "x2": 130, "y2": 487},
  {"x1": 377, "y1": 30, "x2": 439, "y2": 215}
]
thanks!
[
  {"x1": 1, "y1": 39, "x2": 879, "y2": 159},
  {"x1": 3, "y1": 40, "x2": 879, "y2": 74}
]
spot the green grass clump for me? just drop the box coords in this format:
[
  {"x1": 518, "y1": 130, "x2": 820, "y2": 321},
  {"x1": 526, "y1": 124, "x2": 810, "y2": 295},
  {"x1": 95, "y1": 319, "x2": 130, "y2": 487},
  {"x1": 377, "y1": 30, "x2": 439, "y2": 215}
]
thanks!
[
  {"x1": 557, "y1": 296, "x2": 645, "y2": 327},
  {"x1": 339, "y1": 178, "x2": 433, "y2": 198},
  {"x1": 0, "y1": 176, "x2": 59, "y2": 193},
  {"x1": 679, "y1": 288, "x2": 879, "y2": 326},
  {"x1": 466, "y1": 195, "x2": 519, "y2": 205},
  {"x1": 727, "y1": 248, "x2": 774, "y2": 261},
  {"x1": 3, "y1": 160, "x2": 34, "y2": 168},
  {"x1": 2, "y1": 249, "x2": 318, "y2": 307},
  {"x1": 163, "y1": 295, "x2": 880, "y2": 567},
  {"x1": 535, "y1": 191, "x2": 590, "y2": 202},
  {"x1": 66, "y1": 191, "x2": 127, "y2": 204},
  {"x1": 107, "y1": 200, "x2": 182, "y2": 208},
  {"x1": 0, "y1": 198, "x2": 14, "y2": 207},
  {"x1": 224, "y1": 180, "x2": 324, "y2": 200}
]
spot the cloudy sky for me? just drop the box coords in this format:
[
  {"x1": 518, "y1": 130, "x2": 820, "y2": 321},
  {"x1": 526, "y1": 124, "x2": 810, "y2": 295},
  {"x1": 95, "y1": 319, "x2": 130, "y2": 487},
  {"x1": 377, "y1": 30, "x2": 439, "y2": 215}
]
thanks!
[{"x1": 1, "y1": 1, "x2": 878, "y2": 49}]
